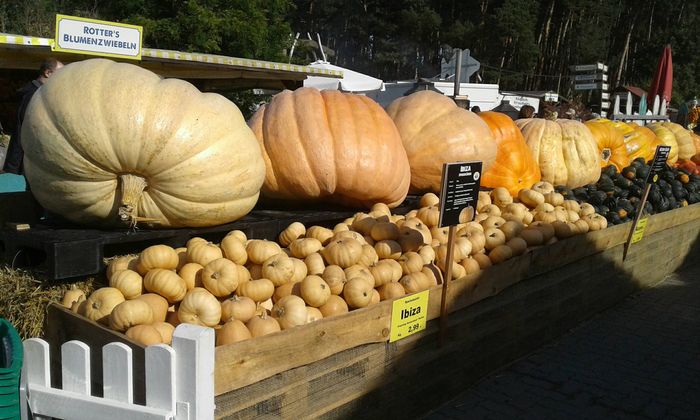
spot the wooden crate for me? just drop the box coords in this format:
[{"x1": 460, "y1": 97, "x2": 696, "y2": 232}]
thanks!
[{"x1": 44, "y1": 204, "x2": 700, "y2": 418}]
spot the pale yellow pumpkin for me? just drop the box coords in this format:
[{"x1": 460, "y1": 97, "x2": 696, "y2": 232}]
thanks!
[
  {"x1": 220, "y1": 295, "x2": 257, "y2": 323},
  {"x1": 136, "y1": 293, "x2": 169, "y2": 323},
  {"x1": 272, "y1": 295, "x2": 308, "y2": 330},
  {"x1": 187, "y1": 242, "x2": 223, "y2": 267},
  {"x1": 216, "y1": 320, "x2": 252, "y2": 346},
  {"x1": 126, "y1": 325, "x2": 163, "y2": 346},
  {"x1": 374, "y1": 240, "x2": 403, "y2": 260},
  {"x1": 343, "y1": 278, "x2": 373, "y2": 308},
  {"x1": 109, "y1": 269, "x2": 143, "y2": 300},
  {"x1": 321, "y1": 238, "x2": 363, "y2": 268},
  {"x1": 200, "y1": 258, "x2": 241, "y2": 297},
  {"x1": 304, "y1": 253, "x2": 326, "y2": 275},
  {"x1": 300, "y1": 275, "x2": 331, "y2": 307},
  {"x1": 237, "y1": 278, "x2": 275, "y2": 302},
  {"x1": 377, "y1": 282, "x2": 406, "y2": 301},
  {"x1": 109, "y1": 299, "x2": 154, "y2": 332},
  {"x1": 84, "y1": 287, "x2": 125, "y2": 325},
  {"x1": 306, "y1": 226, "x2": 335, "y2": 245},
  {"x1": 245, "y1": 313, "x2": 281, "y2": 337},
  {"x1": 177, "y1": 288, "x2": 221, "y2": 327},
  {"x1": 246, "y1": 240, "x2": 282, "y2": 265},
  {"x1": 143, "y1": 269, "x2": 187, "y2": 304},
  {"x1": 318, "y1": 295, "x2": 349, "y2": 317},
  {"x1": 21, "y1": 58, "x2": 264, "y2": 228},
  {"x1": 322, "y1": 265, "x2": 347, "y2": 295},
  {"x1": 137, "y1": 245, "x2": 179, "y2": 274},
  {"x1": 278, "y1": 222, "x2": 306, "y2": 247},
  {"x1": 178, "y1": 263, "x2": 203, "y2": 290},
  {"x1": 289, "y1": 238, "x2": 323, "y2": 259},
  {"x1": 152, "y1": 322, "x2": 175, "y2": 345},
  {"x1": 261, "y1": 253, "x2": 295, "y2": 287},
  {"x1": 61, "y1": 287, "x2": 86, "y2": 309},
  {"x1": 106, "y1": 256, "x2": 139, "y2": 281},
  {"x1": 220, "y1": 235, "x2": 248, "y2": 265}
]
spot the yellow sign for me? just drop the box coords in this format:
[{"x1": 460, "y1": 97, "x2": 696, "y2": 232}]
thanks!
[
  {"x1": 631, "y1": 217, "x2": 648, "y2": 244},
  {"x1": 390, "y1": 290, "x2": 429, "y2": 342},
  {"x1": 53, "y1": 14, "x2": 143, "y2": 60}
]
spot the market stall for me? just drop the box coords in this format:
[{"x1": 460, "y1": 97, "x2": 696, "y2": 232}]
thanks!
[{"x1": 3, "y1": 19, "x2": 700, "y2": 419}]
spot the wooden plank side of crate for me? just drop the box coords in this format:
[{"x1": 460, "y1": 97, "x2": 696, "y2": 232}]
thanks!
[
  {"x1": 44, "y1": 304, "x2": 147, "y2": 403},
  {"x1": 213, "y1": 211, "x2": 700, "y2": 418},
  {"x1": 44, "y1": 204, "x2": 700, "y2": 404},
  {"x1": 304, "y1": 218, "x2": 700, "y2": 419},
  {"x1": 210, "y1": 203, "x2": 700, "y2": 395},
  {"x1": 214, "y1": 296, "x2": 392, "y2": 394}
]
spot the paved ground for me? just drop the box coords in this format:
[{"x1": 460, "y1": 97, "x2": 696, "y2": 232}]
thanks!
[{"x1": 425, "y1": 264, "x2": 700, "y2": 420}]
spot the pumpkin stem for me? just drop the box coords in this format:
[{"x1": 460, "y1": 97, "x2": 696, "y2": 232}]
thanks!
[{"x1": 118, "y1": 174, "x2": 161, "y2": 227}]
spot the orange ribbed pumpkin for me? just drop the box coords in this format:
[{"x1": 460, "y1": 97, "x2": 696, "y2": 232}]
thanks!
[
  {"x1": 386, "y1": 91, "x2": 497, "y2": 193},
  {"x1": 623, "y1": 124, "x2": 659, "y2": 163},
  {"x1": 584, "y1": 119, "x2": 631, "y2": 171},
  {"x1": 479, "y1": 111, "x2": 540, "y2": 196},
  {"x1": 248, "y1": 88, "x2": 410, "y2": 208}
]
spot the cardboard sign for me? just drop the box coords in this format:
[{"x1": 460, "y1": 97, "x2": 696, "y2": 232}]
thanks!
[
  {"x1": 390, "y1": 290, "x2": 429, "y2": 342},
  {"x1": 54, "y1": 14, "x2": 143, "y2": 60},
  {"x1": 631, "y1": 217, "x2": 648, "y2": 244},
  {"x1": 645, "y1": 145, "x2": 672, "y2": 184},
  {"x1": 438, "y1": 161, "x2": 482, "y2": 228}
]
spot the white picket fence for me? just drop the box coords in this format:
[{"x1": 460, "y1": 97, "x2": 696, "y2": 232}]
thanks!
[
  {"x1": 19, "y1": 324, "x2": 215, "y2": 420},
  {"x1": 611, "y1": 92, "x2": 669, "y2": 124}
]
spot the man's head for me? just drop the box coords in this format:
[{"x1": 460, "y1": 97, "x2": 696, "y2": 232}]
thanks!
[{"x1": 38, "y1": 58, "x2": 64, "y2": 80}]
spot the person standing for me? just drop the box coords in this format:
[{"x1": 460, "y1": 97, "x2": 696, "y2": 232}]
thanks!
[{"x1": 3, "y1": 58, "x2": 64, "y2": 187}]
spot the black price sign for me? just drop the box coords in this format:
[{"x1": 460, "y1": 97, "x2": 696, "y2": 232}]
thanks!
[
  {"x1": 438, "y1": 161, "x2": 482, "y2": 228},
  {"x1": 645, "y1": 145, "x2": 671, "y2": 184}
]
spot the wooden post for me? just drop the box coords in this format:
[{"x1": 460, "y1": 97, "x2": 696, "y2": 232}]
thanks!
[
  {"x1": 623, "y1": 183, "x2": 651, "y2": 261},
  {"x1": 439, "y1": 225, "x2": 456, "y2": 347}
]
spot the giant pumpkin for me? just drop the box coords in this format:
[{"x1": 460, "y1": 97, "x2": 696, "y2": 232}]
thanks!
[
  {"x1": 660, "y1": 122, "x2": 695, "y2": 160},
  {"x1": 386, "y1": 91, "x2": 497, "y2": 193},
  {"x1": 623, "y1": 124, "x2": 659, "y2": 162},
  {"x1": 515, "y1": 118, "x2": 601, "y2": 188},
  {"x1": 647, "y1": 123, "x2": 679, "y2": 164},
  {"x1": 21, "y1": 59, "x2": 265, "y2": 228},
  {"x1": 584, "y1": 119, "x2": 631, "y2": 171},
  {"x1": 249, "y1": 88, "x2": 410, "y2": 208},
  {"x1": 479, "y1": 111, "x2": 540, "y2": 196}
]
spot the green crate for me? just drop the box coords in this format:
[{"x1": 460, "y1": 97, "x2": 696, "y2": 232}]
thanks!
[{"x1": 0, "y1": 319, "x2": 21, "y2": 419}]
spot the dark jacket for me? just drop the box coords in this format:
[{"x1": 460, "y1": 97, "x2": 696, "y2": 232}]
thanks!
[{"x1": 3, "y1": 80, "x2": 42, "y2": 174}]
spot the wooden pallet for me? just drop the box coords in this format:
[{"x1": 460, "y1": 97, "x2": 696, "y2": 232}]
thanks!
[
  {"x1": 43, "y1": 203, "x2": 700, "y2": 418},
  {"x1": 1, "y1": 198, "x2": 419, "y2": 280}
]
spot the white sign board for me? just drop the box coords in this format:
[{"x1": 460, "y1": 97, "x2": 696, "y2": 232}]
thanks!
[
  {"x1": 574, "y1": 74, "x2": 608, "y2": 82},
  {"x1": 54, "y1": 14, "x2": 142, "y2": 60},
  {"x1": 575, "y1": 83, "x2": 608, "y2": 91},
  {"x1": 570, "y1": 63, "x2": 606, "y2": 72}
]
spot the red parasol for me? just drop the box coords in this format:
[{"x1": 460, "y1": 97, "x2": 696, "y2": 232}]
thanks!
[{"x1": 648, "y1": 44, "x2": 673, "y2": 104}]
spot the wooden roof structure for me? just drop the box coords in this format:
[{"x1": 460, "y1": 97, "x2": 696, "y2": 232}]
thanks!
[{"x1": 0, "y1": 33, "x2": 342, "y2": 91}]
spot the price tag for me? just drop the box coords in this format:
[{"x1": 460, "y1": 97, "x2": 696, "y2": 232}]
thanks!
[
  {"x1": 438, "y1": 161, "x2": 482, "y2": 228},
  {"x1": 631, "y1": 217, "x2": 648, "y2": 244},
  {"x1": 644, "y1": 145, "x2": 671, "y2": 184},
  {"x1": 389, "y1": 290, "x2": 429, "y2": 342}
]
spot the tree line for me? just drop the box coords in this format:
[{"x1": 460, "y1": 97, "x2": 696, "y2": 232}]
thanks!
[{"x1": 2, "y1": 0, "x2": 699, "y2": 105}]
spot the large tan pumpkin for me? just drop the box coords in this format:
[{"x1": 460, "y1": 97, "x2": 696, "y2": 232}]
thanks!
[
  {"x1": 386, "y1": 91, "x2": 497, "y2": 193},
  {"x1": 515, "y1": 118, "x2": 600, "y2": 188},
  {"x1": 249, "y1": 87, "x2": 410, "y2": 208},
  {"x1": 21, "y1": 58, "x2": 265, "y2": 228}
]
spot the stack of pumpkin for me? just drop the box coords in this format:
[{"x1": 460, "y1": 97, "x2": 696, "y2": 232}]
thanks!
[{"x1": 61, "y1": 187, "x2": 609, "y2": 347}]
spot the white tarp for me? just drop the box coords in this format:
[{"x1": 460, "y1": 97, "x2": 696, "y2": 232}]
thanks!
[{"x1": 304, "y1": 60, "x2": 385, "y2": 92}]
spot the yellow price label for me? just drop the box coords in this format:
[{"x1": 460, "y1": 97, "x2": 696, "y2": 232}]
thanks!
[
  {"x1": 390, "y1": 290, "x2": 429, "y2": 342},
  {"x1": 631, "y1": 217, "x2": 648, "y2": 244}
]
